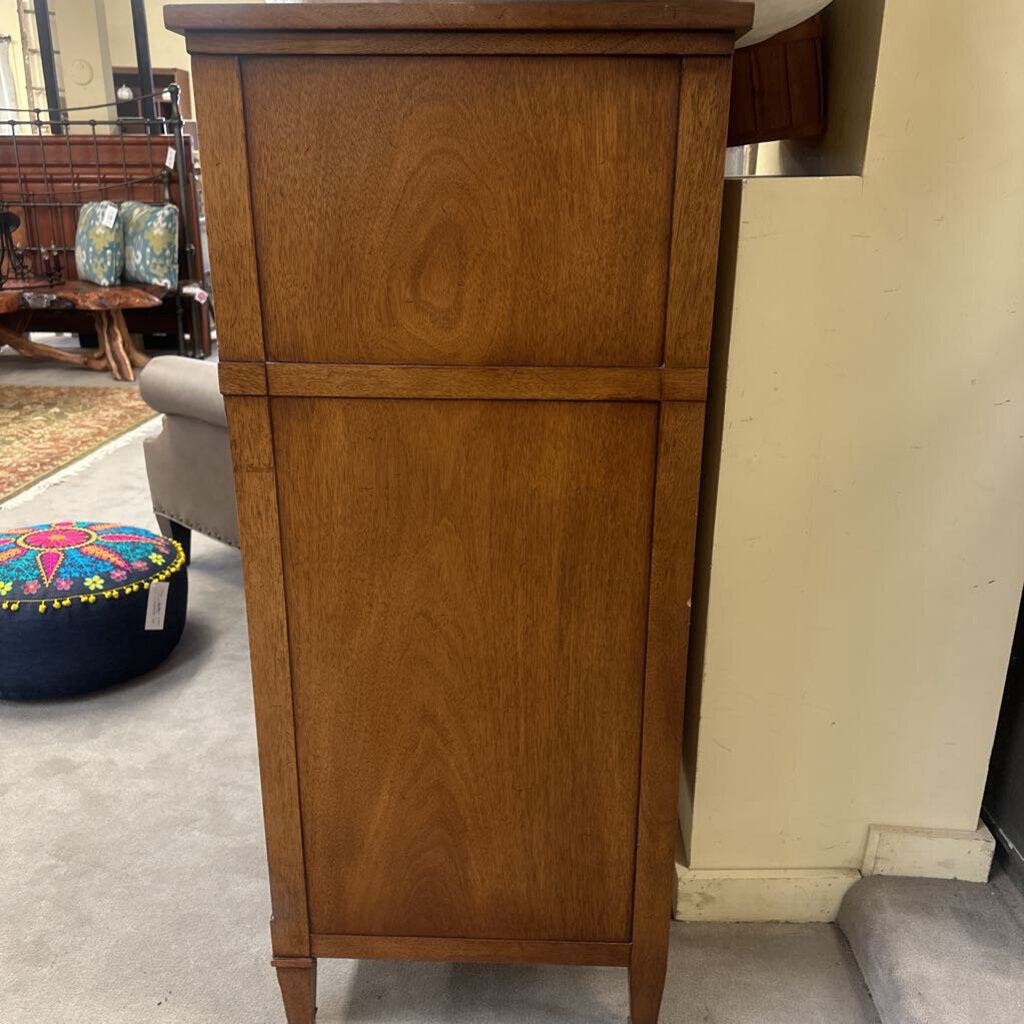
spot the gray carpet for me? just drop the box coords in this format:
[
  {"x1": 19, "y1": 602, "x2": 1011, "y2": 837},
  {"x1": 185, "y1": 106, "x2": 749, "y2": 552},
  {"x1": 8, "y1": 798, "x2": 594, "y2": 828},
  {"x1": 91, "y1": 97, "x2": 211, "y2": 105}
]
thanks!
[
  {"x1": 839, "y1": 873, "x2": 1024, "y2": 1024},
  {"x1": 0, "y1": 409, "x2": 880, "y2": 1024}
]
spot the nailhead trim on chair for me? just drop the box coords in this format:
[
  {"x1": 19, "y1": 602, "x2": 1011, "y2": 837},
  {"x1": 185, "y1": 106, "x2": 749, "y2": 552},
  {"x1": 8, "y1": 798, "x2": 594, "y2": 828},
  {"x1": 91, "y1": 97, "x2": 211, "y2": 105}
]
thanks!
[{"x1": 152, "y1": 505, "x2": 240, "y2": 549}]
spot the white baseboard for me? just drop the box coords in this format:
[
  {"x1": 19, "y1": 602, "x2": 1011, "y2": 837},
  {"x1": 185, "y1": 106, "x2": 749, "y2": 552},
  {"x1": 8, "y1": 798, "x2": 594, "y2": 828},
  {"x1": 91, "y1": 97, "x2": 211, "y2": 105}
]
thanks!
[
  {"x1": 861, "y1": 821, "x2": 996, "y2": 882},
  {"x1": 674, "y1": 821, "x2": 996, "y2": 922},
  {"x1": 674, "y1": 865, "x2": 861, "y2": 923}
]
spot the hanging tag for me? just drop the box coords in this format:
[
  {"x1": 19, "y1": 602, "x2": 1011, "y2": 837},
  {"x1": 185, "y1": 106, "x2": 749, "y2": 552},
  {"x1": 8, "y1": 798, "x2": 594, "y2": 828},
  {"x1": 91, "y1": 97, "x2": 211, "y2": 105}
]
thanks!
[
  {"x1": 181, "y1": 283, "x2": 209, "y2": 305},
  {"x1": 145, "y1": 580, "x2": 170, "y2": 631},
  {"x1": 165, "y1": 146, "x2": 176, "y2": 170},
  {"x1": 101, "y1": 204, "x2": 117, "y2": 229}
]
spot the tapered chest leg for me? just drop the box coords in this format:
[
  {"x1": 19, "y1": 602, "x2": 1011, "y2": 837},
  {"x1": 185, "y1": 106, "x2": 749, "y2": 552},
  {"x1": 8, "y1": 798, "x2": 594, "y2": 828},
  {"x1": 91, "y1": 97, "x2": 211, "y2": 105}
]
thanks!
[
  {"x1": 273, "y1": 957, "x2": 317, "y2": 1024},
  {"x1": 628, "y1": 927, "x2": 670, "y2": 1024}
]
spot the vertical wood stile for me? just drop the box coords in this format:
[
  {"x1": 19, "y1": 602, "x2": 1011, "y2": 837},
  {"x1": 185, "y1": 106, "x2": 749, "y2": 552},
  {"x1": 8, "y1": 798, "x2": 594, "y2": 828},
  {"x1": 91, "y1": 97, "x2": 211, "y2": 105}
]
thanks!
[
  {"x1": 629, "y1": 401, "x2": 708, "y2": 1024},
  {"x1": 190, "y1": 56, "x2": 265, "y2": 362},
  {"x1": 630, "y1": 51, "x2": 735, "y2": 1024},
  {"x1": 664, "y1": 56, "x2": 734, "y2": 369},
  {"x1": 224, "y1": 396, "x2": 311, "y2": 957}
]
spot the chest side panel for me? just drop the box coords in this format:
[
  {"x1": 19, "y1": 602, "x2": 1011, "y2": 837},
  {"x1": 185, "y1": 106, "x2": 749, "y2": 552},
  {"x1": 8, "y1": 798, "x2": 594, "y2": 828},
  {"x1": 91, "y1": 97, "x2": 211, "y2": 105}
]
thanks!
[{"x1": 272, "y1": 397, "x2": 658, "y2": 941}]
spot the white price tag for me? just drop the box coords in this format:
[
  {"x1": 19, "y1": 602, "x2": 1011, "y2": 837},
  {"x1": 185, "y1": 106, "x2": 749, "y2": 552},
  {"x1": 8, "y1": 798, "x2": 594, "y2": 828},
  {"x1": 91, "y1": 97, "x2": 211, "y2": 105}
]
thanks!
[
  {"x1": 145, "y1": 580, "x2": 170, "y2": 631},
  {"x1": 182, "y1": 283, "x2": 209, "y2": 305},
  {"x1": 165, "y1": 146, "x2": 176, "y2": 170},
  {"x1": 101, "y1": 204, "x2": 117, "y2": 229}
]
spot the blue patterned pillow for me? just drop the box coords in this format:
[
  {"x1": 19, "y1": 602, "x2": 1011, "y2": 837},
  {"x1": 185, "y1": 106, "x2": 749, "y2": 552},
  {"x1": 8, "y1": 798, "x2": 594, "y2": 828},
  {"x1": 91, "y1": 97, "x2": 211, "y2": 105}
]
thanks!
[
  {"x1": 121, "y1": 201, "x2": 179, "y2": 289},
  {"x1": 74, "y1": 201, "x2": 123, "y2": 286}
]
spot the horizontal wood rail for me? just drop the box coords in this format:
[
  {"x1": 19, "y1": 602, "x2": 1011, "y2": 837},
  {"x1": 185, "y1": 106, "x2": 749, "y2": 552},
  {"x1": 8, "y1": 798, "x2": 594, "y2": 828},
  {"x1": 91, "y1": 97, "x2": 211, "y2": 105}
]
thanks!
[
  {"x1": 218, "y1": 362, "x2": 708, "y2": 401},
  {"x1": 309, "y1": 933, "x2": 632, "y2": 966}
]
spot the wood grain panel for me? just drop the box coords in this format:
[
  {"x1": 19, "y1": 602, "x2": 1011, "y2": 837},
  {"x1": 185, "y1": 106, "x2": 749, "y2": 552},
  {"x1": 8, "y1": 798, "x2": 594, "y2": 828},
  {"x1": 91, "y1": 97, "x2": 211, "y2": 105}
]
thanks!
[
  {"x1": 310, "y1": 934, "x2": 631, "y2": 966},
  {"x1": 272, "y1": 399, "x2": 658, "y2": 941},
  {"x1": 664, "y1": 56, "x2": 733, "y2": 367},
  {"x1": 262, "y1": 363, "x2": 708, "y2": 401},
  {"x1": 167, "y1": 2, "x2": 755, "y2": 33},
  {"x1": 243, "y1": 57, "x2": 678, "y2": 366},
  {"x1": 223, "y1": 397, "x2": 309, "y2": 956},
  {"x1": 189, "y1": 56, "x2": 264, "y2": 362},
  {"x1": 629, "y1": 402, "x2": 706, "y2": 1024},
  {"x1": 186, "y1": 30, "x2": 734, "y2": 56}
]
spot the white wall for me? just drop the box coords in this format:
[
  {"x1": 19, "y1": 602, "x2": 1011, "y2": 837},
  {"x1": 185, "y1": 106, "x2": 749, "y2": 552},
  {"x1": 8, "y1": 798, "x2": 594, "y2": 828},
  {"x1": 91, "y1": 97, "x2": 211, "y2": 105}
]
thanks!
[{"x1": 681, "y1": 0, "x2": 1024, "y2": 883}]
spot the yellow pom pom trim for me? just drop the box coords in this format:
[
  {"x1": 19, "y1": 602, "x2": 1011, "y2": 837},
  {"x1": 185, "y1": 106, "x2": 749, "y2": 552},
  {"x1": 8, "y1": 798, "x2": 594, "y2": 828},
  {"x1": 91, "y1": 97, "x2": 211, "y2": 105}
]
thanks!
[{"x1": 1, "y1": 535, "x2": 186, "y2": 612}]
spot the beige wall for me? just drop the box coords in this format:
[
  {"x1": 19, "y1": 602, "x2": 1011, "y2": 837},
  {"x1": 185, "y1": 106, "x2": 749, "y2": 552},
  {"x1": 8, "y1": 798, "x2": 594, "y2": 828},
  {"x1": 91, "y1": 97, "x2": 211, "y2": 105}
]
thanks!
[
  {"x1": 682, "y1": 0, "x2": 1024, "y2": 873},
  {"x1": 103, "y1": 0, "x2": 256, "y2": 110},
  {"x1": 51, "y1": 0, "x2": 115, "y2": 110},
  {"x1": 104, "y1": 0, "x2": 189, "y2": 76},
  {"x1": 1, "y1": 1, "x2": 29, "y2": 111},
  {"x1": 9, "y1": 0, "x2": 260, "y2": 116}
]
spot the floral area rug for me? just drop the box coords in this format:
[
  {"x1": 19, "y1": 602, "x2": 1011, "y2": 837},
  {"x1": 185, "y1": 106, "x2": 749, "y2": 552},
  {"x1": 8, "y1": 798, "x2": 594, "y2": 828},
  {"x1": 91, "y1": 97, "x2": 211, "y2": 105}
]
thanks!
[{"x1": 0, "y1": 385, "x2": 156, "y2": 502}]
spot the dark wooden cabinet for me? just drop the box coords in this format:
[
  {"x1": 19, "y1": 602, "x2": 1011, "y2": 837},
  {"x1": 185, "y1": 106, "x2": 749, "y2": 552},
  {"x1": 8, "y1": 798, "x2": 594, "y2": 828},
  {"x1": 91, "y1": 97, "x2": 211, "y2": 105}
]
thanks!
[{"x1": 167, "y1": 3, "x2": 752, "y2": 1022}]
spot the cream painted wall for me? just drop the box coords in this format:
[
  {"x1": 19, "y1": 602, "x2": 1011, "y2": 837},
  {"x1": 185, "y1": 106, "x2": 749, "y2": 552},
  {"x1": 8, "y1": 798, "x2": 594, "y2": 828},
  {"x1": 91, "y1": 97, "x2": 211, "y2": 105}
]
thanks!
[
  {"x1": 683, "y1": 0, "x2": 1024, "y2": 873},
  {"x1": 0, "y1": 1, "x2": 29, "y2": 111},
  {"x1": 51, "y1": 0, "x2": 115, "y2": 110},
  {"x1": 104, "y1": 0, "x2": 189, "y2": 76},
  {"x1": 102, "y1": 0, "x2": 256, "y2": 111}
]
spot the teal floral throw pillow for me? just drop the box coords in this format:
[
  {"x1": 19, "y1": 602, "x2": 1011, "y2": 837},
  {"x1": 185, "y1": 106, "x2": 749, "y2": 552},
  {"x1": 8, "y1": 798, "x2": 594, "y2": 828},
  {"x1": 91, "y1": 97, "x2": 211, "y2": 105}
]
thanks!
[
  {"x1": 74, "y1": 201, "x2": 123, "y2": 287},
  {"x1": 121, "y1": 201, "x2": 179, "y2": 290}
]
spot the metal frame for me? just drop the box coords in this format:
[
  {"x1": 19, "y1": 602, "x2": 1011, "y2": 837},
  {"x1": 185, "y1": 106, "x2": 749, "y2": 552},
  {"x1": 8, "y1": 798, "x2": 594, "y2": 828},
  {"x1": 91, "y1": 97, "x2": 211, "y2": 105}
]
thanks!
[{"x1": 0, "y1": 88, "x2": 202, "y2": 356}]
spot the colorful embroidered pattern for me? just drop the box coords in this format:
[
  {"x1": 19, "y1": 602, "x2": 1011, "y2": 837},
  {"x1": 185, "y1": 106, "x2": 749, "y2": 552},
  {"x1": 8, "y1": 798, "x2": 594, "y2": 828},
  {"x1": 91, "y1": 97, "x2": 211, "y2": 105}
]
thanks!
[
  {"x1": 121, "y1": 201, "x2": 179, "y2": 289},
  {"x1": 74, "y1": 201, "x2": 124, "y2": 286},
  {"x1": 0, "y1": 521, "x2": 185, "y2": 613}
]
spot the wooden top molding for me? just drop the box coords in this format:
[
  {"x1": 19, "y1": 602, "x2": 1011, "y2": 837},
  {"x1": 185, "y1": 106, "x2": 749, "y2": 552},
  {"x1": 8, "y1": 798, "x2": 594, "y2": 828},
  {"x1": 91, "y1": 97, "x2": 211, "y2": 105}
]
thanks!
[{"x1": 165, "y1": 1, "x2": 754, "y2": 35}]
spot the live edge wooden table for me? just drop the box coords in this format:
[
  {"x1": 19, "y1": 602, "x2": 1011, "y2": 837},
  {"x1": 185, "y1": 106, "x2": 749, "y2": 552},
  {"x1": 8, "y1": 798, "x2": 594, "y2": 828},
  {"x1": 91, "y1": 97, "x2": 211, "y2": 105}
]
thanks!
[
  {"x1": 167, "y1": 3, "x2": 753, "y2": 1022},
  {"x1": 0, "y1": 282, "x2": 159, "y2": 381}
]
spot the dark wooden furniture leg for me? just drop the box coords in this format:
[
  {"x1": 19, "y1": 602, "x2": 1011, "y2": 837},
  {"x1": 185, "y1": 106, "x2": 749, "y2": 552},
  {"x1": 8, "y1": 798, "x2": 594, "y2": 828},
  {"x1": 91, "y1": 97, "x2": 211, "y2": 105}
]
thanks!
[
  {"x1": 155, "y1": 514, "x2": 192, "y2": 564},
  {"x1": 272, "y1": 958, "x2": 316, "y2": 1024}
]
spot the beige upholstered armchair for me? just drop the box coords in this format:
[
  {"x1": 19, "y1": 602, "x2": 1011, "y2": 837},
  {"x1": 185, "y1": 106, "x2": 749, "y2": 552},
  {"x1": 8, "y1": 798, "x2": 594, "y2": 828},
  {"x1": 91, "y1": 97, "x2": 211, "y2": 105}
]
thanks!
[{"x1": 138, "y1": 356, "x2": 239, "y2": 558}]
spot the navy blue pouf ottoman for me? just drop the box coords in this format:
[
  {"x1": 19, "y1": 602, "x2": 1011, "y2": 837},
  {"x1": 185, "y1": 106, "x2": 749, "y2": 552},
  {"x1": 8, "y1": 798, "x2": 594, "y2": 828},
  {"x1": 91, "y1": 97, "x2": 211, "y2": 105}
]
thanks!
[{"x1": 0, "y1": 521, "x2": 187, "y2": 700}]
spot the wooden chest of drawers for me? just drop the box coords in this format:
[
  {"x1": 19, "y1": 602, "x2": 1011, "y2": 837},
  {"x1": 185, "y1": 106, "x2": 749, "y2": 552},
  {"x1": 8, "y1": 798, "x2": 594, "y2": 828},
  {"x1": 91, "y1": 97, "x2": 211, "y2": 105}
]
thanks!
[{"x1": 168, "y1": 3, "x2": 752, "y2": 1021}]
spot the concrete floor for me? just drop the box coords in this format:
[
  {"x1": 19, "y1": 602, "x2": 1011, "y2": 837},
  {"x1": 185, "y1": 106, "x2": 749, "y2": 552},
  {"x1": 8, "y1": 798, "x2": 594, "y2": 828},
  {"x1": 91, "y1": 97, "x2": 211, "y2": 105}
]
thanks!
[
  {"x1": 0, "y1": 359, "x2": 880, "y2": 1023},
  {"x1": 0, "y1": 334, "x2": 165, "y2": 390}
]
